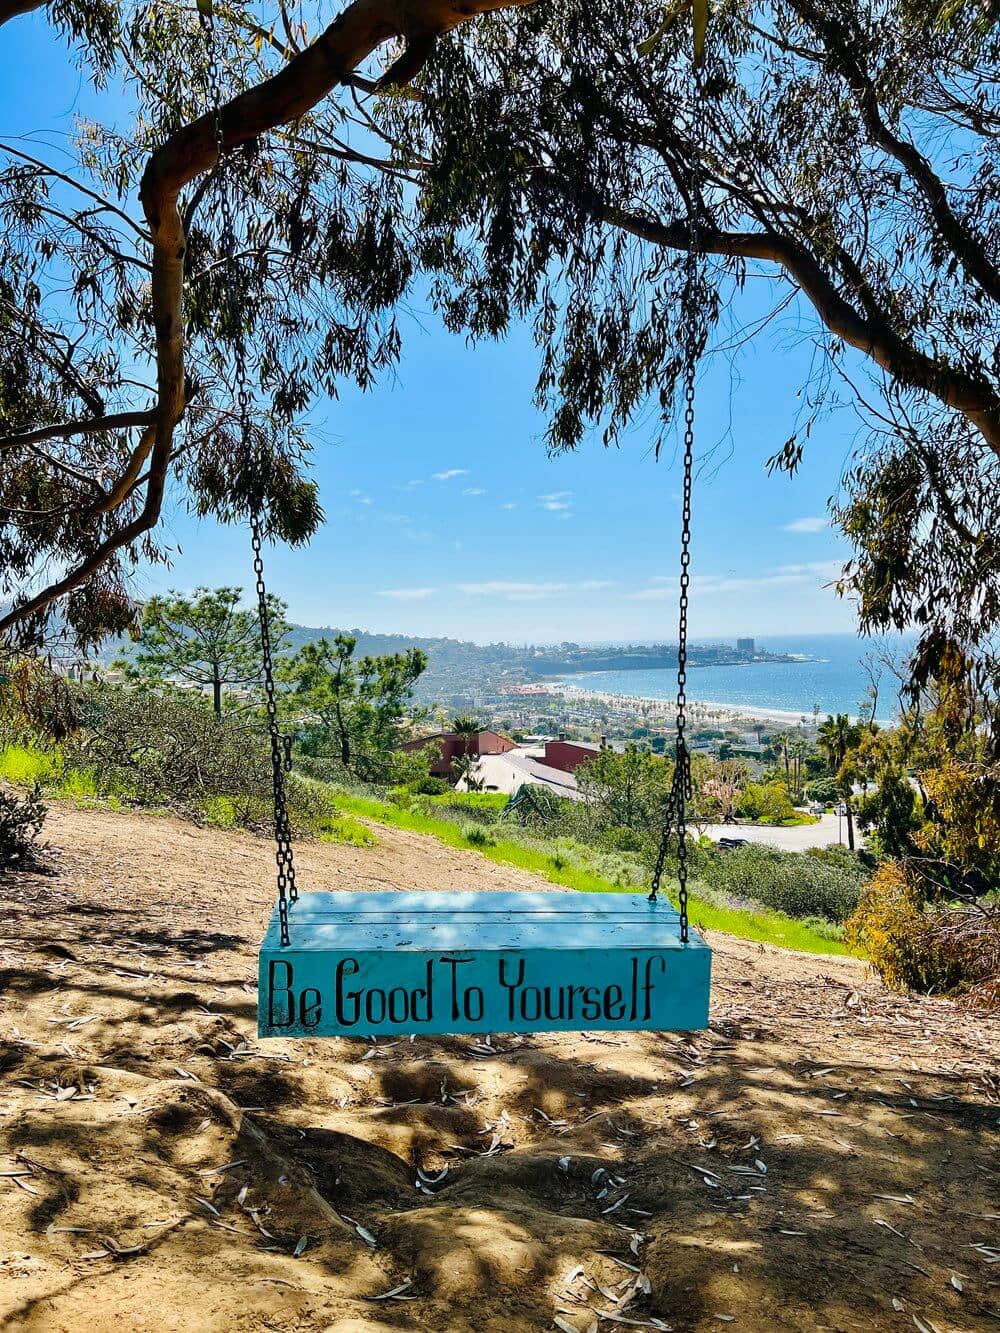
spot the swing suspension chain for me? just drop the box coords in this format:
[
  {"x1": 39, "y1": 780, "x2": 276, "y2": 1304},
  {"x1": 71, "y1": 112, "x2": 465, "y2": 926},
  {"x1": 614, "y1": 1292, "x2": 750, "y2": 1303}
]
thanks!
[
  {"x1": 202, "y1": 12, "x2": 297, "y2": 947},
  {"x1": 648, "y1": 63, "x2": 703, "y2": 945}
]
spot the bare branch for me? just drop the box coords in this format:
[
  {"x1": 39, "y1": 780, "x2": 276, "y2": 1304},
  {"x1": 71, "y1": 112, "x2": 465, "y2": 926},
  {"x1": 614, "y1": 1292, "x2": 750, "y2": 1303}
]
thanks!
[{"x1": 0, "y1": 410, "x2": 155, "y2": 452}]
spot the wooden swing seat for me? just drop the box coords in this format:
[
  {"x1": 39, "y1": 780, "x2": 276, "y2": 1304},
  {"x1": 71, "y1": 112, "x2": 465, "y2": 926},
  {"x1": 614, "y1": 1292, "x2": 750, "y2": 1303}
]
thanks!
[{"x1": 258, "y1": 889, "x2": 711, "y2": 1038}]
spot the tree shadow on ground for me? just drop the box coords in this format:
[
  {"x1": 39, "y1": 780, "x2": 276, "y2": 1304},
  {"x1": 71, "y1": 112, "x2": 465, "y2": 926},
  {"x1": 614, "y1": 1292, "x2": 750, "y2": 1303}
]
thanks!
[{"x1": 2, "y1": 858, "x2": 997, "y2": 1330}]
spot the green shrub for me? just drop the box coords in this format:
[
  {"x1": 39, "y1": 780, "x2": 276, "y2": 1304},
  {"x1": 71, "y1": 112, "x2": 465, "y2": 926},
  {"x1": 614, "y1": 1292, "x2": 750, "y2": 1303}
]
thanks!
[
  {"x1": 202, "y1": 794, "x2": 237, "y2": 828},
  {"x1": 292, "y1": 753, "x2": 352, "y2": 787},
  {"x1": 463, "y1": 823, "x2": 495, "y2": 847},
  {"x1": 698, "y1": 842, "x2": 867, "y2": 922},
  {"x1": 62, "y1": 686, "x2": 336, "y2": 835},
  {"x1": 412, "y1": 775, "x2": 448, "y2": 795},
  {"x1": 805, "y1": 777, "x2": 840, "y2": 805},
  {"x1": 801, "y1": 916, "x2": 846, "y2": 942},
  {"x1": 0, "y1": 782, "x2": 46, "y2": 867},
  {"x1": 737, "y1": 780, "x2": 796, "y2": 824}
]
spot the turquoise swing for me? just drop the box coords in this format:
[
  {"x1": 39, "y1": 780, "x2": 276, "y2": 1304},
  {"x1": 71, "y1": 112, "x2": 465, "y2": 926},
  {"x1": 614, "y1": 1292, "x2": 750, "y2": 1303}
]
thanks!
[{"x1": 197, "y1": 12, "x2": 712, "y2": 1041}]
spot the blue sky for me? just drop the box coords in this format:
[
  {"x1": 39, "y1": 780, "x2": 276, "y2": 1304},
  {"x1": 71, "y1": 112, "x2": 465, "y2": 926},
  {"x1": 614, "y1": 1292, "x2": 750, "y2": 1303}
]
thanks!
[{"x1": 4, "y1": 14, "x2": 865, "y2": 645}]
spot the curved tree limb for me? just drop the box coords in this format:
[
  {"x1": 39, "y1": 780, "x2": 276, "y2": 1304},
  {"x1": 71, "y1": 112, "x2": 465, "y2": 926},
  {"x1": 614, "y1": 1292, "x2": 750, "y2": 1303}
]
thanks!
[
  {"x1": 0, "y1": 0, "x2": 536, "y2": 641},
  {"x1": 0, "y1": 410, "x2": 155, "y2": 452},
  {"x1": 789, "y1": 0, "x2": 1000, "y2": 307},
  {"x1": 603, "y1": 206, "x2": 1000, "y2": 455},
  {"x1": 0, "y1": 0, "x2": 44, "y2": 25}
]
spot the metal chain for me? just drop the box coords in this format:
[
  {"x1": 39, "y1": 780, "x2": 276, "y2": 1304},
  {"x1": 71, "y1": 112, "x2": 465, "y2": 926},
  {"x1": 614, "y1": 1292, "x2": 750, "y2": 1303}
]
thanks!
[
  {"x1": 649, "y1": 62, "x2": 703, "y2": 946},
  {"x1": 202, "y1": 11, "x2": 297, "y2": 947}
]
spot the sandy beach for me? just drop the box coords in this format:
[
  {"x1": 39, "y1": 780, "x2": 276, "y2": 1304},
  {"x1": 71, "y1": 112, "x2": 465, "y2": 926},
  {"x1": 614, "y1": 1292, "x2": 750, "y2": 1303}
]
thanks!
[{"x1": 555, "y1": 682, "x2": 816, "y2": 730}]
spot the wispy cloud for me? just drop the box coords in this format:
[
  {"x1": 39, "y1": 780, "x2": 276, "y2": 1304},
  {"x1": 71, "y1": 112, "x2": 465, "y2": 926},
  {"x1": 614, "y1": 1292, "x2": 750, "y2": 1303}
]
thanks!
[
  {"x1": 458, "y1": 579, "x2": 615, "y2": 602},
  {"x1": 783, "y1": 516, "x2": 828, "y2": 534},
  {"x1": 499, "y1": 502, "x2": 517, "y2": 511},
  {"x1": 463, "y1": 487, "x2": 486, "y2": 496},
  {"x1": 538, "y1": 490, "x2": 573, "y2": 519},
  {"x1": 433, "y1": 468, "x2": 470, "y2": 482},
  {"x1": 349, "y1": 488, "x2": 373, "y2": 506},
  {"x1": 376, "y1": 587, "x2": 438, "y2": 600},
  {"x1": 628, "y1": 561, "x2": 841, "y2": 600}
]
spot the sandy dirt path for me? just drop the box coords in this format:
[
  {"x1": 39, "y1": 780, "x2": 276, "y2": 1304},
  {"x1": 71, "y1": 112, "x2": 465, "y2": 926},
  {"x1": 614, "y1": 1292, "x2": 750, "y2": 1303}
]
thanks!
[{"x1": 1, "y1": 804, "x2": 997, "y2": 1332}]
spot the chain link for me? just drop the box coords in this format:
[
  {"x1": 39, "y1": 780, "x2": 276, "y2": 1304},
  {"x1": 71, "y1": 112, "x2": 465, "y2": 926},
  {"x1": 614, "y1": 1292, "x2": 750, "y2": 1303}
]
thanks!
[
  {"x1": 201, "y1": 11, "x2": 297, "y2": 947},
  {"x1": 649, "y1": 64, "x2": 703, "y2": 945}
]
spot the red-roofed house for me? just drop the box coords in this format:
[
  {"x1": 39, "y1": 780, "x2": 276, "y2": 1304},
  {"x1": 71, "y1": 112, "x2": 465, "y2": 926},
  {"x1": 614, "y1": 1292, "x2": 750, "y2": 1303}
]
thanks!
[{"x1": 397, "y1": 729, "x2": 516, "y2": 779}]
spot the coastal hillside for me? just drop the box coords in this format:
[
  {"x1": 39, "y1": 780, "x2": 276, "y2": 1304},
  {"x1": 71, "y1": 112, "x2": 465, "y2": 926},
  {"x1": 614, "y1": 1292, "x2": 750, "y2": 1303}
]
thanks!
[{"x1": 2, "y1": 804, "x2": 996, "y2": 1332}]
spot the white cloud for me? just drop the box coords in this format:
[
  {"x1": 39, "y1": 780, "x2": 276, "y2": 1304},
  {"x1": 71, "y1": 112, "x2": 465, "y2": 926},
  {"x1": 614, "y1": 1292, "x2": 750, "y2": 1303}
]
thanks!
[
  {"x1": 376, "y1": 587, "x2": 437, "y2": 600},
  {"x1": 628, "y1": 561, "x2": 842, "y2": 600},
  {"x1": 463, "y1": 487, "x2": 486, "y2": 496},
  {"x1": 432, "y1": 468, "x2": 470, "y2": 482},
  {"x1": 499, "y1": 502, "x2": 517, "y2": 511},
  {"x1": 539, "y1": 490, "x2": 573, "y2": 514},
  {"x1": 458, "y1": 579, "x2": 614, "y2": 602},
  {"x1": 783, "y1": 516, "x2": 828, "y2": 534}
]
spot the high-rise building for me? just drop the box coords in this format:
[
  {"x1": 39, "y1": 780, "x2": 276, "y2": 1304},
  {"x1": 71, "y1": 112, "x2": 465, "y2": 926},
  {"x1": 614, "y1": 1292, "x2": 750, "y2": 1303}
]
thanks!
[{"x1": 736, "y1": 637, "x2": 755, "y2": 655}]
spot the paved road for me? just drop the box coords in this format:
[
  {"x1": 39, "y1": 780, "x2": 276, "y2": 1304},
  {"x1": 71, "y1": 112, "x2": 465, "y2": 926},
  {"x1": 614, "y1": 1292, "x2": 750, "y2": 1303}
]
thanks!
[{"x1": 703, "y1": 812, "x2": 853, "y2": 852}]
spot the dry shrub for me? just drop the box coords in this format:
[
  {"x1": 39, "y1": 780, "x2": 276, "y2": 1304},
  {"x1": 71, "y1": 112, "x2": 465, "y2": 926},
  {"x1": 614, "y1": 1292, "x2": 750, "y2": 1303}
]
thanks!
[
  {"x1": 846, "y1": 861, "x2": 1000, "y2": 1006},
  {"x1": 0, "y1": 782, "x2": 46, "y2": 867}
]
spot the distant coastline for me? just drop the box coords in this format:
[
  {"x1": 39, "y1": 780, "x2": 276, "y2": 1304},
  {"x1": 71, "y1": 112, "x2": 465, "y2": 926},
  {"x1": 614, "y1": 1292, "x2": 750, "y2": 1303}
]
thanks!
[
  {"x1": 549, "y1": 634, "x2": 908, "y2": 724},
  {"x1": 555, "y1": 682, "x2": 822, "y2": 728}
]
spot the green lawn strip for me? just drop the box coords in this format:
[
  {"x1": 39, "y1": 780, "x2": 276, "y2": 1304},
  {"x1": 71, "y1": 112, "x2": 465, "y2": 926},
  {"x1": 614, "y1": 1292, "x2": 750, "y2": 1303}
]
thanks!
[{"x1": 333, "y1": 791, "x2": 847, "y2": 957}]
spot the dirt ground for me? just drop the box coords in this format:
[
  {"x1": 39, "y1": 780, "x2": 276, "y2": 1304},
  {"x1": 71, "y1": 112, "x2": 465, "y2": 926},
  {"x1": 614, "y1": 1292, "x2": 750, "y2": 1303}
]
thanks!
[{"x1": 1, "y1": 804, "x2": 998, "y2": 1333}]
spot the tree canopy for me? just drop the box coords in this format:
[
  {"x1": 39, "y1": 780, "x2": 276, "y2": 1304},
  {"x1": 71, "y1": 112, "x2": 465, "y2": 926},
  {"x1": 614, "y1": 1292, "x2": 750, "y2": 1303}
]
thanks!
[
  {"x1": 279, "y1": 632, "x2": 427, "y2": 778},
  {"x1": 377, "y1": 0, "x2": 1000, "y2": 720},
  {"x1": 2, "y1": 0, "x2": 998, "y2": 743},
  {"x1": 0, "y1": 0, "x2": 532, "y2": 647},
  {"x1": 121, "y1": 585, "x2": 290, "y2": 716}
]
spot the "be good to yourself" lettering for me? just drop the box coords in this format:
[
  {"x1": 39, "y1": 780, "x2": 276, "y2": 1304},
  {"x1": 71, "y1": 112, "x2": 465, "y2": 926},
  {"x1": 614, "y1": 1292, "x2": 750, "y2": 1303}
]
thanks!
[{"x1": 266, "y1": 952, "x2": 668, "y2": 1031}]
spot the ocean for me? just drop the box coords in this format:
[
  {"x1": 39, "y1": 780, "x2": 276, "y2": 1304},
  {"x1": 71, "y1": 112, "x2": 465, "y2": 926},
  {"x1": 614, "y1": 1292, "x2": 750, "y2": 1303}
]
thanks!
[{"x1": 564, "y1": 633, "x2": 914, "y2": 723}]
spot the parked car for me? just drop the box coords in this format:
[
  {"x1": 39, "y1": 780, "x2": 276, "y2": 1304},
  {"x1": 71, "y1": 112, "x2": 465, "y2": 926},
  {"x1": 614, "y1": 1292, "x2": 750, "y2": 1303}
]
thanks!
[
  {"x1": 717, "y1": 836, "x2": 749, "y2": 850},
  {"x1": 809, "y1": 803, "x2": 824, "y2": 816}
]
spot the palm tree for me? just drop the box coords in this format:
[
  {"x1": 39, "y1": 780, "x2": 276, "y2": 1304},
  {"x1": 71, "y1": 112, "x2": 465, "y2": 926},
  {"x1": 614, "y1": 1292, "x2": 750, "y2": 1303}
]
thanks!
[
  {"x1": 450, "y1": 714, "x2": 483, "y2": 789},
  {"x1": 817, "y1": 713, "x2": 862, "y2": 850}
]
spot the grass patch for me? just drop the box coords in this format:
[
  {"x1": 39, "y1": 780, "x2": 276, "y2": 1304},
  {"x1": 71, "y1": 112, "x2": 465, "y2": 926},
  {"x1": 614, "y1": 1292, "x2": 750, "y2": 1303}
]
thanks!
[
  {"x1": 333, "y1": 789, "x2": 847, "y2": 956},
  {"x1": 0, "y1": 744, "x2": 99, "y2": 802},
  {"x1": 320, "y1": 814, "x2": 378, "y2": 848},
  {"x1": 425, "y1": 790, "x2": 510, "y2": 812},
  {"x1": 0, "y1": 744, "x2": 60, "y2": 786}
]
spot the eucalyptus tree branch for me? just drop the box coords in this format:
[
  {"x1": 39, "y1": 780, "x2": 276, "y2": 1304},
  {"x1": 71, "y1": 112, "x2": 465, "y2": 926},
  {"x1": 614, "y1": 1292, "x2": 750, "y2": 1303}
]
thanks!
[
  {"x1": 0, "y1": 0, "x2": 44, "y2": 25},
  {"x1": 88, "y1": 425, "x2": 157, "y2": 516},
  {"x1": 790, "y1": 0, "x2": 1000, "y2": 307},
  {"x1": 0, "y1": 142, "x2": 150, "y2": 238},
  {"x1": 0, "y1": 0, "x2": 537, "y2": 640},
  {"x1": 26, "y1": 447, "x2": 106, "y2": 493},
  {"x1": 0, "y1": 410, "x2": 155, "y2": 452},
  {"x1": 0, "y1": 296, "x2": 106, "y2": 415},
  {"x1": 26, "y1": 198, "x2": 152, "y2": 271},
  {"x1": 601, "y1": 205, "x2": 1000, "y2": 455}
]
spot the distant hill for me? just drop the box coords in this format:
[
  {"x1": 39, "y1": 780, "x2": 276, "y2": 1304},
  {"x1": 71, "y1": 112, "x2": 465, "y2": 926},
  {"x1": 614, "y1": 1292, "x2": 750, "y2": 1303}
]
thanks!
[{"x1": 281, "y1": 625, "x2": 521, "y2": 666}]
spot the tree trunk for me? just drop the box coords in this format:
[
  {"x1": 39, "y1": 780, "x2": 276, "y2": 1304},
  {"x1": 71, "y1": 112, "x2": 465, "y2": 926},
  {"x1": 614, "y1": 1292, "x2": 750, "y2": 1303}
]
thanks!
[
  {"x1": 335, "y1": 700, "x2": 351, "y2": 769},
  {"x1": 0, "y1": 0, "x2": 536, "y2": 639},
  {"x1": 844, "y1": 794, "x2": 856, "y2": 852},
  {"x1": 212, "y1": 669, "x2": 222, "y2": 719}
]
